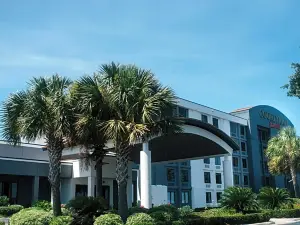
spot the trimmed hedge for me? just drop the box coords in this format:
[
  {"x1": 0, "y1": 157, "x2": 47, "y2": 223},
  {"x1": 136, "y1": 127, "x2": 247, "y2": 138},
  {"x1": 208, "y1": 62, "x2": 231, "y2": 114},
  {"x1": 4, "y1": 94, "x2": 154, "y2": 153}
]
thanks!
[
  {"x1": 94, "y1": 213, "x2": 123, "y2": 225},
  {"x1": 10, "y1": 208, "x2": 53, "y2": 225},
  {"x1": 188, "y1": 212, "x2": 270, "y2": 225},
  {"x1": 126, "y1": 213, "x2": 155, "y2": 225},
  {"x1": 0, "y1": 222, "x2": 5, "y2": 225},
  {"x1": 50, "y1": 216, "x2": 73, "y2": 225},
  {"x1": 265, "y1": 208, "x2": 300, "y2": 218},
  {"x1": 128, "y1": 207, "x2": 148, "y2": 215},
  {"x1": 0, "y1": 197, "x2": 9, "y2": 207},
  {"x1": 0, "y1": 205, "x2": 23, "y2": 216}
]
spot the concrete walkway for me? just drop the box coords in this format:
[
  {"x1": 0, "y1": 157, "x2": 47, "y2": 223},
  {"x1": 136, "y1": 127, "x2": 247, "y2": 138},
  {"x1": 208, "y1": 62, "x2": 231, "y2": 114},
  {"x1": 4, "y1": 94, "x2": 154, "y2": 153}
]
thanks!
[{"x1": 248, "y1": 218, "x2": 300, "y2": 225}]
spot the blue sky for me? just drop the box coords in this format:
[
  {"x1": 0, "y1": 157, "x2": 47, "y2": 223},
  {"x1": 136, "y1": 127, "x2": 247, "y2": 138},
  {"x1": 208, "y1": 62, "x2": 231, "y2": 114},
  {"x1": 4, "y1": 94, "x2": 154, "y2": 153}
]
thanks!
[{"x1": 0, "y1": 1, "x2": 300, "y2": 130}]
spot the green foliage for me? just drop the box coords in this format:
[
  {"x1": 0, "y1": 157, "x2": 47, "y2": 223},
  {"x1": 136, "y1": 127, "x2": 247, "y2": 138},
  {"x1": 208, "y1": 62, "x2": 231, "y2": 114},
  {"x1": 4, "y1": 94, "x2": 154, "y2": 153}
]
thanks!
[
  {"x1": 150, "y1": 211, "x2": 173, "y2": 224},
  {"x1": 0, "y1": 196, "x2": 9, "y2": 207},
  {"x1": 0, "y1": 222, "x2": 4, "y2": 225},
  {"x1": 0, "y1": 205, "x2": 23, "y2": 216},
  {"x1": 10, "y1": 208, "x2": 53, "y2": 225},
  {"x1": 66, "y1": 196, "x2": 108, "y2": 225},
  {"x1": 219, "y1": 187, "x2": 259, "y2": 213},
  {"x1": 50, "y1": 216, "x2": 73, "y2": 225},
  {"x1": 94, "y1": 213, "x2": 123, "y2": 225},
  {"x1": 264, "y1": 208, "x2": 300, "y2": 218},
  {"x1": 33, "y1": 200, "x2": 52, "y2": 211},
  {"x1": 198, "y1": 208, "x2": 238, "y2": 217},
  {"x1": 258, "y1": 187, "x2": 293, "y2": 210},
  {"x1": 178, "y1": 206, "x2": 193, "y2": 219},
  {"x1": 128, "y1": 206, "x2": 148, "y2": 215},
  {"x1": 126, "y1": 213, "x2": 155, "y2": 225},
  {"x1": 148, "y1": 204, "x2": 179, "y2": 221}
]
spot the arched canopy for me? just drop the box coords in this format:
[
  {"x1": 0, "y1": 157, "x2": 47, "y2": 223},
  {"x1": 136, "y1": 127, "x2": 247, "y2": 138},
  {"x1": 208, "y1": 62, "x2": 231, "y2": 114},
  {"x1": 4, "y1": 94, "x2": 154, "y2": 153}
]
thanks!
[{"x1": 129, "y1": 118, "x2": 239, "y2": 163}]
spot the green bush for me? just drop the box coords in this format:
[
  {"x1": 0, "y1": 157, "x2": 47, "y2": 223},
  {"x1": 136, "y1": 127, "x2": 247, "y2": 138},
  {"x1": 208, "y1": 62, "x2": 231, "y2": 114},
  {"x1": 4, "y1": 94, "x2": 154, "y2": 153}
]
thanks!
[
  {"x1": 172, "y1": 221, "x2": 185, "y2": 225},
  {"x1": 0, "y1": 196, "x2": 9, "y2": 207},
  {"x1": 126, "y1": 213, "x2": 155, "y2": 225},
  {"x1": 150, "y1": 211, "x2": 173, "y2": 224},
  {"x1": 0, "y1": 222, "x2": 5, "y2": 225},
  {"x1": 128, "y1": 206, "x2": 148, "y2": 215},
  {"x1": 264, "y1": 208, "x2": 300, "y2": 218},
  {"x1": 50, "y1": 216, "x2": 73, "y2": 225},
  {"x1": 178, "y1": 206, "x2": 193, "y2": 219},
  {"x1": 10, "y1": 208, "x2": 53, "y2": 225},
  {"x1": 258, "y1": 187, "x2": 293, "y2": 210},
  {"x1": 219, "y1": 187, "x2": 259, "y2": 213},
  {"x1": 66, "y1": 196, "x2": 108, "y2": 225},
  {"x1": 33, "y1": 200, "x2": 52, "y2": 211},
  {"x1": 0, "y1": 205, "x2": 23, "y2": 216},
  {"x1": 189, "y1": 212, "x2": 270, "y2": 225},
  {"x1": 94, "y1": 213, "x2": 123, "y2": 225},
  {"x1": 148, "y1": 204, "x2": 179, "y2": 221}
]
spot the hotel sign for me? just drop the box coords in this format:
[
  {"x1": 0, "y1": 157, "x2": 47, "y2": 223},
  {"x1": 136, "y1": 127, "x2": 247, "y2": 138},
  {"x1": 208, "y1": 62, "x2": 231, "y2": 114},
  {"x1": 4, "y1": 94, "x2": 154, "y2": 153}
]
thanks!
[{"x1": 259, "y1": 110, "x2": 288, "y2": 129}]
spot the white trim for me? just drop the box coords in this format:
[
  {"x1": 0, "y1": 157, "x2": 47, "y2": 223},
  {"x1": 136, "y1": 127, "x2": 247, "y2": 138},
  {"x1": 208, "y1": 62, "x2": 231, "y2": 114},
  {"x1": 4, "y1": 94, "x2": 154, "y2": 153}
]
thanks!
[{"x1": 0, "y1": 157, "x2": 72, "y2": 165}]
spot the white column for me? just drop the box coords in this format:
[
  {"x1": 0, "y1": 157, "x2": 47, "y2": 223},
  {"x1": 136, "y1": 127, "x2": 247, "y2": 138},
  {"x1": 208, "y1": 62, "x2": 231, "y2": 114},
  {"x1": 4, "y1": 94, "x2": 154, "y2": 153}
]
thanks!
[
  {"x1": 223, "y1": 155, "x2": 234, "y2": 188},
  {"x1": 140, "y1": 142, "x2": 152, "y2": 208},
  {"x1": 32, "y1": 176, "x2": 39, "y2": 203},
  {"x1": 88, "y1": 176, "x2": 95, "y2": 197},
  {"x1": 136, "y1": 169, "x2": 141, "y2": 203}
]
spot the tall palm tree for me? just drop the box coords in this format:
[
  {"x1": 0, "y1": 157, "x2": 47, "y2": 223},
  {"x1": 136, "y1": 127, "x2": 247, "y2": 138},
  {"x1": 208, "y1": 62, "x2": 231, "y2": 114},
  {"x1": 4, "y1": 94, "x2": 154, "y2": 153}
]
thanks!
[
  {"x1": 1, "y1": 75, "x2": 74, "y2": 216},
  {"x1": 99, "y1": 62, "x2": 181, "y2": 220},
  {"x1": 70, "y1": 75, "x2": 110, "y2": 197},
  {"x1": 266, "y1": 126, "x2": 300, "y2": 197}
]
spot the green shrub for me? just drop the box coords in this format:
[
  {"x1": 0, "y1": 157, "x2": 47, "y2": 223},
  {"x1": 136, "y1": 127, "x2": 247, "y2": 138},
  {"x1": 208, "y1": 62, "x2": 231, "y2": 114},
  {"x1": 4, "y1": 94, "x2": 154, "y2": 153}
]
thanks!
[
  {"x1": 66, "y1": 196, "x2": 108, "y2": 225},
  {"x1": 0, "y1": 196, "x2": 9, "y2": 207},
  {"x1": 94, "y1": 213, "x2": 123, "y2": 225},
  {"x1": 258, "y1": 187, "x2": 293, "y2": 210},
  {"x1": 148, "y1": 204, "x2": 179, "y2": 221},
  {"x1": 33, "y1": 200, "x2": 52, "y2": 211},
  {"x1": 0, "y1": 205, "x2": 23, "y2": 216},
  {"x1": 128, "y1": 206, "x2": 148, "y2": 215},
  {"x1": 172, "y1": 221, "x2": 185, "y2": 225},
  {"x1": 50, "y1": 216, "x2": 73, "y2": 225},
  {"x1": 126, "y1": 213, "x2": 155, "y2": 225},
  {"x1": 61, "y1": 207, "x2": 72, "y2": 216},
  {"x1": 10, "y1": 208, "x2": 53, "y2": 225},
  {"x1": 219, "y1": 187, "x2": 259, "y2": 213},
  {"x1": 178, "y1": 206, "x2": 193, "y2": 219},
  {"x1": 0, "y1": 222, "x2": 4, "y2": 225},
  {"x1": 199, "y1": 208, "x2": 238, "y2": 217},
  {"x1": 150, "y1": 211, "x2": 173, "y2": 224},
  {"x1": 264, "y1": 208, "x2": 300, "y2": 218}
]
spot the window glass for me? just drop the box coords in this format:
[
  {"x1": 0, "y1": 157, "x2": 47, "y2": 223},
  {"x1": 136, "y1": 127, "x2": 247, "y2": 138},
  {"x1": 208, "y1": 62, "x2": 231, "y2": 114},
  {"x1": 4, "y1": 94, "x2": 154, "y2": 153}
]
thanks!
[
  {"x1": 215, "y1": 157, "x2": 221, "y2": 165},
  {"x1": 216, "y1": 173, "x2": 222, "y2": 184},
  {"x1": 168, "y1": 191, "x2": 176, "y2": 204},
  {"x1": 241, "y1": 142, "x2": 246, "y2": 152},
  {"x1": 204, "y1": 172, "x2": 211, "y2": 183},
  {"x1": 202, "y1": 114, "x2": 208, "y2": 123},
  {"x1": 240, "y1": 126, "x2": 246, "y2": 136},
  {"x1": 213, "y1": 118, "x2": 219, "y2": 128},
  {"x1": 181, "y1": 170, "x2": 189, "y2": 182},
  {"x1": 167, "y1": 168, "x2": 175, "y2": 182},
  {"x1": 230, "y1": 122, "x2": 238, "y2": 136},
  {"x1": 181, "y1": 191, "x2": 189, "y2": 204},
  {"x1": 232, "y1": 157, "x2": 239, "y2": 167},
  {"x1": 234, "y1": 175, "x2": 240, "y2": 185},
  {"x1": 243, "y1": 175, "x2": 249, "y2": 186},
  {"x1": 217, "y1": 192, "x2": 222, "y2": 202},
  {"x1": 178, "y1": 107, "x2": 189, "y2": 118},
  {"x1": 242, "y1": 158, "x2": 248, "y2": 168},
  {"x1": 206, "y1": 192, "x2": 212, "y2": 203},
  {"x1": 76, "y1": 185, "x2": 88, "y2": 197},
  {"x1": 204, "y1": 158, "x2": 210, "y2": 164}
]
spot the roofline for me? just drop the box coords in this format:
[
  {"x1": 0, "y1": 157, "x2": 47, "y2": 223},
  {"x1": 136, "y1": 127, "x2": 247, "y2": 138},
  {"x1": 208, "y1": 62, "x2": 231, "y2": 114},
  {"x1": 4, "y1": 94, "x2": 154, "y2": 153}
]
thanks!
[{"x1": 177, "y1": 97, "x2": 248, "y2": 121}]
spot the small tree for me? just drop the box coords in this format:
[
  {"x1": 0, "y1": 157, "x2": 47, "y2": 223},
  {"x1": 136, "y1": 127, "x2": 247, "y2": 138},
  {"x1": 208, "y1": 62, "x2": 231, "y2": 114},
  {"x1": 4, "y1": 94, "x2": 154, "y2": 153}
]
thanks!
[
  {"x1": 266, "y1": 127, "x2": 300, "y2": 197},
  {"x1": 258, "y1": 187, "x2": 293, "y2": 210},
  {"x1": 219, "y1": 187, "x2": 259, "y2": 213}
]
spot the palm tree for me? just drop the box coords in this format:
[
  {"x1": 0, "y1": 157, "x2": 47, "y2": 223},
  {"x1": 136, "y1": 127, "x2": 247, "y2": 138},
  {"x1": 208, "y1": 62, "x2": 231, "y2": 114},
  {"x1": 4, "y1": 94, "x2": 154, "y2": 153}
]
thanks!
[
  {"x1": 70, "y1": 75, "x2": 110, "y2": 197},
  {"x1": 99, "y1": 62, "x2": 181, "y2": 220},
  {"x1": 258, "y1": 187, "x2": 293, "y2": 210},
  {"x1": 266, "y1": 126, "x2": 300, "y2": 197},
  {"x1": 1, "y1": 75, "x2": 74, "y2": 216}
]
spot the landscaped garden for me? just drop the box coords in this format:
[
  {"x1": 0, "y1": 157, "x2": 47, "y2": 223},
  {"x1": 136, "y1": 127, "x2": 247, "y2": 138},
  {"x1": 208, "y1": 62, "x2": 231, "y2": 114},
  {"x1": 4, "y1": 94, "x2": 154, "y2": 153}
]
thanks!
[{"x1": 3, "y1": 186, "x2": 300, "y2": 225}]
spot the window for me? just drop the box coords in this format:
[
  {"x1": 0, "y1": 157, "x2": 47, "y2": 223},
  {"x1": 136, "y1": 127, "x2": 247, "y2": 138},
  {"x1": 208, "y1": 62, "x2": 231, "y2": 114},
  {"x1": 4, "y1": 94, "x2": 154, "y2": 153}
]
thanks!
[
  {"x1": 181, "y1": 161, "x2": 188, "y2": 166},
  {"x1": 242, "y1": 158, "x2": 248, "y2": 169},
  {"x1": 204, "y1": 158, "x2": 210, "y2": 164},
  {"x1": 234, "y1": 175, "x2": 240, "y2": 185},
  {"x1": 181, "y1": 170, "x2": 189, "y2": 182},
  {"x1": 181, "y1": 191, "x2": 189, "y2": 204},
  {"x1": 168, "y1": 191, "x2": 176, "y2": 204},
  {"x1": 258, "y1": 128, "x2": 270, "y2": 142},
  {"x1": 215, "y1": 157, "x2": 221, "y2": 165},
  {"x1": 167, "y1": 168, "x2": 175, "y2": 182},
  {"x1": 173, "y1": 106, "x2": 189, "y2": 118},
  {"x1": 243, "y1": 175, "x2": 249, "y2": 186},
  {"x1": 216, "y1": 173, "x2": 222, "y2": 184},
  {"x1": 232, "y1": 157, "x2": 239, "y2": 167},
  {"x1": 213, "y1": 118, "x2": 219, "y2": 128},
  {"x1": 230, "y1": 122, "x2": 238, "y2": 137},
  {"x1": 265, "y1": 177, "x2": 270, "y2": 186},
  {"x1": 240, "y1": 126, "x2": 246, "y2": 137},
  {"x1": 217, "y1": 192, "x2": 222, "y2": 202},
  {"x1": 206, "y1": 192, "x2": 212, "y2": 203},
  {"x1": 241, "y1": 142, "x2": 246, "y2": 152},
  {"x1": 76, "y1": 185, "x2": 88, "y2": 197},
  {"x1": 204, "y1": 172, "x2": 211, "y2": 183},
  {"x1": 202, "y1": 114, "x2": 208, "y2": 123}
]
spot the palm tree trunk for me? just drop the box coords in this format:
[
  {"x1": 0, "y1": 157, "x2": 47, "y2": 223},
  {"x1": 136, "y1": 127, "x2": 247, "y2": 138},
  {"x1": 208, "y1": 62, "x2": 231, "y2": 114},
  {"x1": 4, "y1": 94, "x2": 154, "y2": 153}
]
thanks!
[
  {"x1": 48, "y1": 148, "x2": 62, "y2": 216},
  {"x1": 290, "y1": 164, "x2": 300, "y2": 198},
  {"x1": 116, "y1": 150, "x2": 129, "y2": 222},
  {"x1": 95, "y1": 158, "x2": 103, "y2": 197}
]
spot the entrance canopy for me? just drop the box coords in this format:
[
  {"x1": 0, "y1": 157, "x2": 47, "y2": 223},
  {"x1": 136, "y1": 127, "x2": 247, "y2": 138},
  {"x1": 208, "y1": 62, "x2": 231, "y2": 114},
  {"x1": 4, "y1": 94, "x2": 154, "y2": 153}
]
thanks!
[{"x1": 129, "y1": 118, "x2": 239, "y2": 164}]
